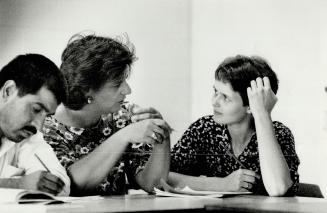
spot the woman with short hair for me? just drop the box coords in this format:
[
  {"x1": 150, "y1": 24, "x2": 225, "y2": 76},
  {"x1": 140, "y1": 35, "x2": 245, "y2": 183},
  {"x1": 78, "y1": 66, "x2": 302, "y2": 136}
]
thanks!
[
  {"x1": 43, "y1": 34, "x2": 171, "y2": 196},
  {"x1": 169, "y1": 55, "x2": 299, "y2": 196}
]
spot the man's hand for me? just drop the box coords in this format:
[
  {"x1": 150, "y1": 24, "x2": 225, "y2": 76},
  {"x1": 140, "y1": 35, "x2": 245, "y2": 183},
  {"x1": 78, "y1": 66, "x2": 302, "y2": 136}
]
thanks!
[{"x1": 19, "y1": 171, "x2": 64, "y2": 195}]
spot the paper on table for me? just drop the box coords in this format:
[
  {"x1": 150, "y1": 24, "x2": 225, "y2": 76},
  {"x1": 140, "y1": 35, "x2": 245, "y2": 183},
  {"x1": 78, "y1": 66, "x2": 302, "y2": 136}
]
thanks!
[
  {"x1": 154, "y1": 187, "x2": 224, "y2": 198},
  {"x1": 154, "y1": 187, "x2": 252, "y2": 198},
  {"x1": 156, "y1": 179, "x2": 252, "y2": 198},
  {"x1": 0, "y1": 188, "x2": 64, "y2": 204}
]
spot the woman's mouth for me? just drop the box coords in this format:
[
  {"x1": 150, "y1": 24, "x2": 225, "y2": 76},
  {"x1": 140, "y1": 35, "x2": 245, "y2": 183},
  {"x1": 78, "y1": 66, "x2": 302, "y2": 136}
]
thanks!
[{"x1": 214, "y1": 110, "x2": 222, "y2": 115}]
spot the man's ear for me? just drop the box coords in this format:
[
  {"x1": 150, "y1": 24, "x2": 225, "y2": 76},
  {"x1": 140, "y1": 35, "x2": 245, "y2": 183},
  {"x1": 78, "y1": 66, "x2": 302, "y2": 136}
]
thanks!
[{"x1": 2, "y1": 80, "x2": 17, "y2": 100}]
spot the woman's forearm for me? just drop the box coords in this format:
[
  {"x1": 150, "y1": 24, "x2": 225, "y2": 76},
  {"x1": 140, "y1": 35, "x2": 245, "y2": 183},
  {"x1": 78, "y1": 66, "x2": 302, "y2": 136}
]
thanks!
[
  {"x1": 68, "y1": 133, "x2": 129, "y2": 193},
  {"x1": 254, "y1": 112, "x2": 293, "y2": 196},
  {"x1": 168, "y1": 172, "x2": 227, "y2": 191},
  {"x1": 136, "y1": 138, "x2": 171, "y2": 192}
]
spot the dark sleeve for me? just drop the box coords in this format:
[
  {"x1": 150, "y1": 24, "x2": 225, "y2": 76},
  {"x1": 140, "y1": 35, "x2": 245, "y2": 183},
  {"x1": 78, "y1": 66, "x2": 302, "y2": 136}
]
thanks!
[
  {"x1": 170, "y1": 120, "x2": 202, "y2": 176},
  {"x1": 274, "y1": 122, "x2": 300, "y2": 195}
]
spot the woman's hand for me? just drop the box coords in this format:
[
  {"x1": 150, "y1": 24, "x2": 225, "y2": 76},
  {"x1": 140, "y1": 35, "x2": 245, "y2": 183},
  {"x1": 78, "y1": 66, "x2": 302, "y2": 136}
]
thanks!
[
  {"x1": 126, "y1": 105, "x2": 173, "y2": 142},
  {"x1": 129, "y1": 105, "x2": 163, "y2": 122},
  {"x1": 223, "y1": 169, "x2": 260, "y2": 192},
  {"x1": 247, "y1": 77, "x2": 278, "y2": 116},
  {"x1": 119, "y1": 118, "x2": 170, "y2": 144}
]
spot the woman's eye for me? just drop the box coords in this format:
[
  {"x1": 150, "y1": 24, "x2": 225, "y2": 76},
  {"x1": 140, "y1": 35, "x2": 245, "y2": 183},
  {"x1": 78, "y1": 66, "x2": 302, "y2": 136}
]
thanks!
[
  {"x1": 213, "y1": 88, "x2": 218, "y2": 94},
  {"x1": 112, "y1": 81, "x2": 124, "y2": 88}
]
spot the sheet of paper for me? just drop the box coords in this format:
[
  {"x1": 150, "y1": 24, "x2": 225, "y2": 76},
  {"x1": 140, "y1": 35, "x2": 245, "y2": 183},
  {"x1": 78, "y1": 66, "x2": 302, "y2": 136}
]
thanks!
[{"x1": 154, "y1": 188, "x2": 225, "y2": 198}]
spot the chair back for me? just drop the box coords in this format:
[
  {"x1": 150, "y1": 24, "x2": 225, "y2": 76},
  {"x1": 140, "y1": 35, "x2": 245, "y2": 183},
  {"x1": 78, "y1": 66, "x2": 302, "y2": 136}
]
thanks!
[{"x1": 297, "y1": 183, "x2": 324, "y2": 198}]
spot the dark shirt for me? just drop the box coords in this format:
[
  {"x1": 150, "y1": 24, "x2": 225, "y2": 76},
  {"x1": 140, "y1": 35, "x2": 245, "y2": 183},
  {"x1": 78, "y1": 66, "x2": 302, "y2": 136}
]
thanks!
[{"x1": 171, "y1": 115, "x2": 300, "y2": 195}]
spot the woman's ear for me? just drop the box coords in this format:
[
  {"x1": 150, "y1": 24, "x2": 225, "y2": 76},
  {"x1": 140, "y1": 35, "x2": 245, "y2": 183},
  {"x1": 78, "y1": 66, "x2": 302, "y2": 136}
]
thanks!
[
  {"x1": 85, "y1": 89, "x2": 94, "y2": 104},
  {"x1": 246, "y1": 106, "x2": 252, "y2": 114},
  {"x1": 2, "y1": 80, "x2": 17, "y2": 100}
]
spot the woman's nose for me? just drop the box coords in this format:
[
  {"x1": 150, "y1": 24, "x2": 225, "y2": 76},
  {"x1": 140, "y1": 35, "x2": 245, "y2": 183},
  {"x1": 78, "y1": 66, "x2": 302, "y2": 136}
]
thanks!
[
  {"x1": 121, "y1": 82, "x2": 132, "y2": 95},
  {"x1": 212, "y1": 94, "x2": 220, "y2": 107}
]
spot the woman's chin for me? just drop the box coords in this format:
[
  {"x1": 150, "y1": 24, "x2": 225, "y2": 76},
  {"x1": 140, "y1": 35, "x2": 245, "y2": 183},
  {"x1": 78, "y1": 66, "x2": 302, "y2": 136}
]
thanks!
[
  {"x1": 213, "y1": 115, "x2": 221, "y2": 123},
  {"x1": 213, "y1": 115, "x2": 229, "y2": 125}
]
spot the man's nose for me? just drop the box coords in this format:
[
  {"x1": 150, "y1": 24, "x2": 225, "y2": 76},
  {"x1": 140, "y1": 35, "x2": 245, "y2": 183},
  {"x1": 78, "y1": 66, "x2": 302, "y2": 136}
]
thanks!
[{"x1": 31, "y1": 113, "x2": 46, "y2": 131}]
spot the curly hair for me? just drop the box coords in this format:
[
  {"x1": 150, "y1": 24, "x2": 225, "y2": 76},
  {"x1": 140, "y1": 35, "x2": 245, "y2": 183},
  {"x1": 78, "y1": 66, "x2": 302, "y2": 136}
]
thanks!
[
  {"x1": 0, "y1": 54, "x2": 66, "y2": 104},
  {"x1": 60, "y1": 34, "x2": 136, "y2": 110},
  {"x1": 215, "y1": 55, "x2": 279, "y2": 106}
]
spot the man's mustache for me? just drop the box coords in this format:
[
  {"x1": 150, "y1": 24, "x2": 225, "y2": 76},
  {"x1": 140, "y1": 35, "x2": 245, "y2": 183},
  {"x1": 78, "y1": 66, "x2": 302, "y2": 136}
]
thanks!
[{"x1": 23, "y1": 126, "x2": 37, "y2": 135}]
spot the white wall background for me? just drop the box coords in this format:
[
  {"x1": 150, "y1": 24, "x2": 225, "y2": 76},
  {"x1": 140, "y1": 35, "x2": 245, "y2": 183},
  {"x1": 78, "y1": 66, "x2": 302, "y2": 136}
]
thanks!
[
  {"x1": 191, "y1": 0, "x2": 327, "y2": 196},
  {"x1": 1, "y1": 0, "x2": 327, "y2": 196},
  {"x1": 0, "y1": 0, "x2": 192, "y2": 145}
]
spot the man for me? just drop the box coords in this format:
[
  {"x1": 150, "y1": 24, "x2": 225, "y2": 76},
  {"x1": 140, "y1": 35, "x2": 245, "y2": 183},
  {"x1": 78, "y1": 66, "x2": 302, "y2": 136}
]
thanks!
[{"x1": 0, "y1": 54, "x2": 70, "y2": 195}]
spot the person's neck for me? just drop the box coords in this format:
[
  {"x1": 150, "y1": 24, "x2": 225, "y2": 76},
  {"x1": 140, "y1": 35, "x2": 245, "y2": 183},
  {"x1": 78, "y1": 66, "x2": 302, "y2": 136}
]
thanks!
[
  {"x1": 54, "y1": 104, "x2": 101, "y2": 128},
  {"x1": 227, "y1": 117, "x2": 254, "y2": 146}
]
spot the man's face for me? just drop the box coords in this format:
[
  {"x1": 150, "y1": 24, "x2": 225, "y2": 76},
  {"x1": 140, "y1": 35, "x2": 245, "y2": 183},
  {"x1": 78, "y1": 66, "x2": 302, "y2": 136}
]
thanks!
[{"x1": 0, "y1": 84, "x2": 57, "y2": 142}]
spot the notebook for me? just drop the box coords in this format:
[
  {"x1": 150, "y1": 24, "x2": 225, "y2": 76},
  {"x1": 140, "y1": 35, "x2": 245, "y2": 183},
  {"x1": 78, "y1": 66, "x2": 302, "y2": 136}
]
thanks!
[{"x1": 0, "y1": 188, "x2": 65, "y2": 204}]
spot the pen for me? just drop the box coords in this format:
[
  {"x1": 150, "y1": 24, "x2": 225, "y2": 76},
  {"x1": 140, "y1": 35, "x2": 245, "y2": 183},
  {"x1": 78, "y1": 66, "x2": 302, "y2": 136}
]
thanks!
[
  {"x1": 34, "y1": 153, "x2": 51, "y2": 173},
  {"x1": 218, "y1": 143, "x2": 247, "y2": 169}
]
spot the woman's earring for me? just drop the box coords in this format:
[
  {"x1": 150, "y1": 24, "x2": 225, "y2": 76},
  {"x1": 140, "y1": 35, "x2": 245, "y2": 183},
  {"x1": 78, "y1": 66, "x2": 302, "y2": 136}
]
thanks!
[
  {"x1": 246, "y1": 107, "x2": 251, "y2": 114},
  {"x1": 87, "y1": 97, "x2": 93, "y2": 104}
]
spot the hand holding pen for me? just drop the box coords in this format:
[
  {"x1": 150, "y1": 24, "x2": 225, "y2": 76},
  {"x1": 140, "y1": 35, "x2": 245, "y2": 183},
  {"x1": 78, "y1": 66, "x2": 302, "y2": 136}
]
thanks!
[
  {"x1": 17, "y1": 154, "x2": 65, "y2": 194},
  {"x1": 217, "y1": 143, "x2": 260, "y2": 192},
  {"x1": 223, "y1": 169, "x2": 260, "y2": 192}
]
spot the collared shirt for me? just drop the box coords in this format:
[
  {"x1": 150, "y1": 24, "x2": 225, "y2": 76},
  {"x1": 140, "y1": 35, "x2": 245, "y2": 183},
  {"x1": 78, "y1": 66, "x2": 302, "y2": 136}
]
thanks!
[
  {"x1": 171, "y1": 115, "x2": 300, "y2": 195},
  {"x1": 0, "y1": 131, "x2": 70, "y2": 196}
]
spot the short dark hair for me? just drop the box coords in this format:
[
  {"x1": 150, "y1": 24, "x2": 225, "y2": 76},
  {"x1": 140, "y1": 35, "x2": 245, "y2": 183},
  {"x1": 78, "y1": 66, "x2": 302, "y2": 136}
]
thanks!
[
  {"x1": 0, "y1": 54, "x2": 66, "y2": 104},
  {"x1": 215, "y1": 55, "x2": 279, "y2": 106},
  {"x1": 60, "y1": 34, "x2": 136, "y2": 110}
]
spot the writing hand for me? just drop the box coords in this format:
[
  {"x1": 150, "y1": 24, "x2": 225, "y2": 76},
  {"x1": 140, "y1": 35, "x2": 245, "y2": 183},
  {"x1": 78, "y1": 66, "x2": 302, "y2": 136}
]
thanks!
[{"x1": 19, "y1": 171, "x2": 64, "y2": 195}]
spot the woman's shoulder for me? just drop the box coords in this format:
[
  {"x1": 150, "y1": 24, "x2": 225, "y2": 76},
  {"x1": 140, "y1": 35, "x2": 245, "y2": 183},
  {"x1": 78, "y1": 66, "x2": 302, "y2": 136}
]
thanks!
[
  {"x1": 189, "y1": 115, "x2": 225, "y2": 131},
  {"x1": 272, "y1": 121, "x2": 294, "y2": 137},
  {"x1": 192, "y1": 115, "x2": 214, "y2": 125},
  {"x1": 272, "y1": 121, "x2": 292, "y2": 131},
  {"x1": 43, "y1": 115, "x2": 61, "y2": 131}
]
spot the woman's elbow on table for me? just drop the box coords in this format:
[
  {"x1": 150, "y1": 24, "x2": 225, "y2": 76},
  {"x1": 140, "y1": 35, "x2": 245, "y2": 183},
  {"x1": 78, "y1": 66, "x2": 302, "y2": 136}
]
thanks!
[{"x1": 267, "y1": 181, "x2": 293, "y2": 197}]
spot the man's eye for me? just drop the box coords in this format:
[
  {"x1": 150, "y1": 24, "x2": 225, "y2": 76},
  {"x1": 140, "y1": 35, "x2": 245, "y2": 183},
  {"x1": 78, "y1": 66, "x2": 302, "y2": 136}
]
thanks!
[{"x1": 32, "y1": 106, "x2": 42, "y2": 113}]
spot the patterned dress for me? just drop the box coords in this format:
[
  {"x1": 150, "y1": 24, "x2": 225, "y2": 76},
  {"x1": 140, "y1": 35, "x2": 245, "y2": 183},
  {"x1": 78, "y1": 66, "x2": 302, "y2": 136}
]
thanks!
[
  {"x1": 170, "y1": 115, "x2": 300, "y2": 195},
  {"x1": 42, "y1": 105, "x2": 152, "y2": 195}
]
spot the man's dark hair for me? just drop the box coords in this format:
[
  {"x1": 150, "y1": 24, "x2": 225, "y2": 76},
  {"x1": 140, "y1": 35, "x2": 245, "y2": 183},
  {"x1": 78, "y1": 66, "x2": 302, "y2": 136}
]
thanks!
[
  {"x1": 60, "y1": 34, "x2": 136, "y2": 110},
  {"x1": 0, "y1": 54, "x2": 66, "y2": 104},
  {"x1": 215, "y1": 55, "x2": 279, "y2": 106}
]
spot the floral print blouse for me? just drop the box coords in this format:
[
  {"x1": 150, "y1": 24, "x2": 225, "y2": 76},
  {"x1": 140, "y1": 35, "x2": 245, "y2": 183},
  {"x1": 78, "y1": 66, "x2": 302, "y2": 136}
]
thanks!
[
  {"x1": 170, "y1": 115, "x2": 300, "y2": 195},
  {"x1": 42, "y1": 104, "x2": 151, "y2": 195}
]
